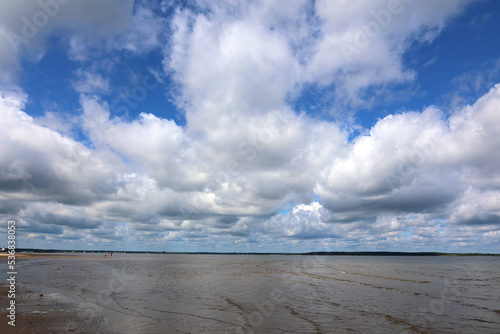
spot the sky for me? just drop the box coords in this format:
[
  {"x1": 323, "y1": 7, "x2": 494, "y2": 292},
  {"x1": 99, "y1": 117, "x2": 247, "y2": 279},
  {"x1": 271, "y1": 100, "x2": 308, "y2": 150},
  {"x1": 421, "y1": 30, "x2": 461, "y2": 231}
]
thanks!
[{"x1": 1, "y1": 0, "x2": 500, "y2": 253}]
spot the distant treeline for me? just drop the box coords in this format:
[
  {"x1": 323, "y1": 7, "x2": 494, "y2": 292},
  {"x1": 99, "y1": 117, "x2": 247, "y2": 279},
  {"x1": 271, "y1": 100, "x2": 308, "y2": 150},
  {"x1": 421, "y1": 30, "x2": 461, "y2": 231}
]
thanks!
[
  {"x1": 10, "y1": 248, "x2": 500, "y2": 256},
  {"x1": 305, "y1": 251, "x2": 499, "y2": 256}
]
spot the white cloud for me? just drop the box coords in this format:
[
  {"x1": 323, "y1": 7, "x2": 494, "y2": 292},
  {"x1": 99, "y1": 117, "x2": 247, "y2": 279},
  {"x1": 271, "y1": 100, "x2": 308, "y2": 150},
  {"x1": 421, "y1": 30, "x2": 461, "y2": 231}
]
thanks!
[
  {"x1": 316, "y1": 84, "x2": 500, "y2": 229},
  {"x1": 165, "y1": 0, "x2": 472, "y2": 114},
  {"x1": 449, "y1": 188, "x2": 500, "y2": 226},
  {"x1": 78, "y1": 94, "x2": 346, "y2": 217},
  {"x1": 0, "y1": 90, "x2": 125, "y2": 206},
  {"x1": 72, "y1": 70, "x2": 111, "y2": 94},
  {"x1": 3, "y1": 82, "x2": 499, "y2": 250},
  {"x1": 0, "y1": 0, "x2": 165, "y2": 86}
]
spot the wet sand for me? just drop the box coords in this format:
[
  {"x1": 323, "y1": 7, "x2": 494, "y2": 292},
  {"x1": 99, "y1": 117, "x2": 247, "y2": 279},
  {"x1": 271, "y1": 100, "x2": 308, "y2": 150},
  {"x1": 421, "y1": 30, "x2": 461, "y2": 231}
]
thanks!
[
  {"x1": 1, "y1": 254, "x2": 499, "y2": 333},
  {"x1": 0, "y1": 284, "x2": 16, "y2": 334},
  {"x1": 0, "y1": 253, "x2": 107, "y2": 260},
  {"x1": 0, "y1": 284, "x2": 72, "y2": 334},
  {"x1": 0, "y1": 253, "x2": 108, "y2": 333}
]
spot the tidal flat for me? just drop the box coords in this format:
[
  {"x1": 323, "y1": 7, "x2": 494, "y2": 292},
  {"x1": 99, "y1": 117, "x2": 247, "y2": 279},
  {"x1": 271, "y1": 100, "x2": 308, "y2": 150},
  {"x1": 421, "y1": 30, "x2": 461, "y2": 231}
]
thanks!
[{"x1": 1, "y1": 253, "x2": 499, "y2": 333}]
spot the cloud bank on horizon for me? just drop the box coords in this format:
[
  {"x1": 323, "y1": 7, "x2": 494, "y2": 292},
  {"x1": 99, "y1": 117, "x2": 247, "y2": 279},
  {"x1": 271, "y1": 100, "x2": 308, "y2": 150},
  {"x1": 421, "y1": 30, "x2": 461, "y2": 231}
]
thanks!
[{"x1": 1, "y1": 0, "x2": 499, "y2": 252}]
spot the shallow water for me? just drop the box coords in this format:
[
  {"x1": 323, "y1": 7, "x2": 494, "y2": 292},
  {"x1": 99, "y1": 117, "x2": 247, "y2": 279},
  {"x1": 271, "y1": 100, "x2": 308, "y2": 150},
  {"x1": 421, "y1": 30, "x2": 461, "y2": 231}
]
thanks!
[{"x1": 4, "y1": 254, "x2": 500, "y2": 333}]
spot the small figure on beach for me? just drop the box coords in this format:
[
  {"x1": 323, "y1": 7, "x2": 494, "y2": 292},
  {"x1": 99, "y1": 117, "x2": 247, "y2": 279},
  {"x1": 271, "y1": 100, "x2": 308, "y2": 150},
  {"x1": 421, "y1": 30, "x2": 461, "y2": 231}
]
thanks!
[
  {"x1": 110, "y1": 253, "x2": 112, "y2": 257},
  {"x1": 105, "y1": 253, "x2": 107, "y2": 257}
]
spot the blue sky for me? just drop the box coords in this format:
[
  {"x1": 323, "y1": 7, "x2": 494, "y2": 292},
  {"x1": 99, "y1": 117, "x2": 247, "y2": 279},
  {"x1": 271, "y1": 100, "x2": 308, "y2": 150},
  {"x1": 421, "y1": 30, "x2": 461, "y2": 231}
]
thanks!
[{"x1": 1, "y1": 0, "x2": 500, "y2": 252}]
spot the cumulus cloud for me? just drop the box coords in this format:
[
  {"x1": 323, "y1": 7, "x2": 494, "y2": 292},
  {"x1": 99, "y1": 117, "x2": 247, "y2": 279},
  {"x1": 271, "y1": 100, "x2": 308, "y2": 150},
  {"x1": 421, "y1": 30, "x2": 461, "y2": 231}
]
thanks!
[
  {"x1": 317, "y1": 85, "x2": 500, "y2": 227},
  {"x1": 2, "y1": 82, "x2": 500, "y2": 251},
  {"x1": 72, "y1": 70, "x2": 111, "y2": 94},
  {"x1": 165, "y1": 0, "x2": 471, "y2": 117},
  {"x1": 20, "y1": 202, "x2": 102, "y2": 229},
  {"x1": 1, "y1": 0, "x2": 499, "y2": 252},
  {"x1": 0, "y1": 90, "x2": 125, "y2": 205},
  {"x1": 0, "y1": 0, "x2": 163, "y2": 83}
]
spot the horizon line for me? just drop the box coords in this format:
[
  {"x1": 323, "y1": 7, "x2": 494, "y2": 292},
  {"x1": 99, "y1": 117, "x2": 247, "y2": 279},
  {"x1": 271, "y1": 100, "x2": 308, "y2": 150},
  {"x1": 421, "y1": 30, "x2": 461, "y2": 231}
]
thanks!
[{"x1": 9, "y1": 248, "x2": 500, "y2": 256}]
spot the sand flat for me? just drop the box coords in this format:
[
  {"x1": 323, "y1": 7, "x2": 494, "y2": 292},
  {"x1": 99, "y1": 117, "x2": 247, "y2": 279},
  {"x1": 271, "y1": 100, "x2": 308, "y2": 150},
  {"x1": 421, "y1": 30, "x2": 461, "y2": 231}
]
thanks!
[
  {"x1": 0, "y1": 253, "x2": 108, "y2": 260},
  {"x1": 0, "y1": 284, "x2": 75, "y2": 334}
]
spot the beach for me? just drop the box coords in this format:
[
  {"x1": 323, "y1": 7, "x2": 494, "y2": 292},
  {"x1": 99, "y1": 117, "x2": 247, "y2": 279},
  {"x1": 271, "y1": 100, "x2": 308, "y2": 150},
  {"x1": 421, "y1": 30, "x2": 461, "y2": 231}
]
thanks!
[
  {"x1": 0, "y1": 253, "x2": 108, "y2": 333},
  {"x1": 1, "y1": 253, "x2": 499, "y2": 333},
  {"x1": 0, "y1": 283, "x2": 77, "y2": 334}
]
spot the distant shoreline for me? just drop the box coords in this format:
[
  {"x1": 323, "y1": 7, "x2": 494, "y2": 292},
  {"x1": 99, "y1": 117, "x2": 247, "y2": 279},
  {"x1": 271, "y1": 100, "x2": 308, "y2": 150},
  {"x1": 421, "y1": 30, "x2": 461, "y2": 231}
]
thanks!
[{"x1": 1, "y1": 249, "x2": 499, "y2": 256}]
